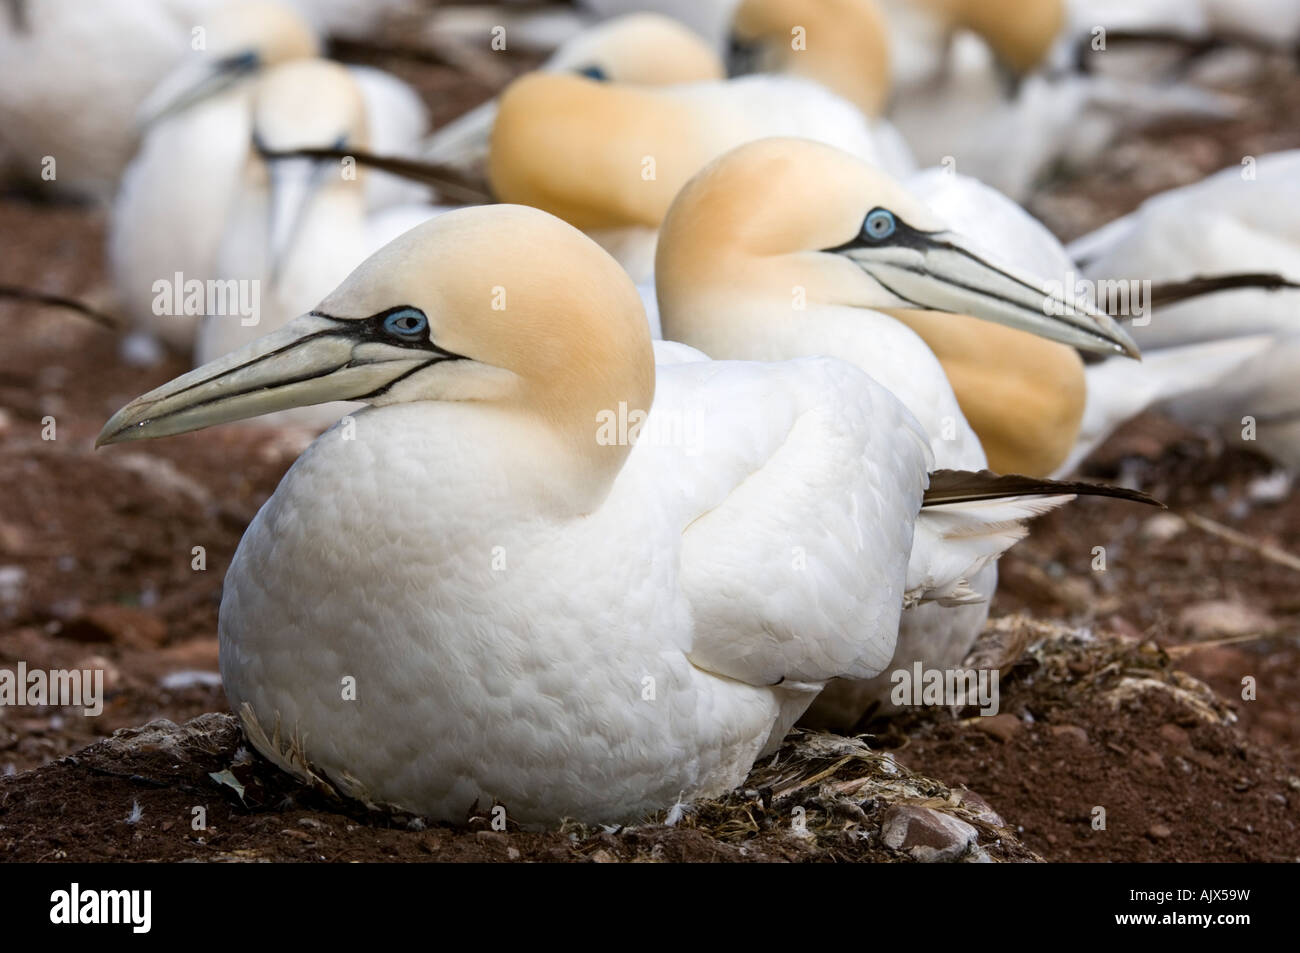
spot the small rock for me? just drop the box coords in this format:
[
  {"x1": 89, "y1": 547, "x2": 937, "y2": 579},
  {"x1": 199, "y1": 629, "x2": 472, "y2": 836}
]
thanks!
[
  {"x1": 475, "y1": 830, "x2": 507, "y2": 846},
  {"x1": 1049, "y1": 724, "x2": 1090, "y2": 745},
  {"x1": 957, "y1": 790, "x2": 1005, "y2": 828},
  {"x1": 1247, "y1": 470, "x2": 1291, "y2": 506},
  {"x1": 63, "y1": 605, "x2": 166, "y2": 648},
  {"x1": 1137, "y1": 749, "x2": 1165, "y2": 771},
  {"x1": 1140, "y1": 512, "x2": 1187, "y2": 542},
  {"x1": 973, "y1": 713, "x2": 1021, "y2": 743},
  {"x1": 0, "y1": 566, "x2": 26, "y2": 605},
  {"x1": 1148, "y1": 823, "x2": 1172, "y2": 840},
  {"x1": 1158, "y1": 723, "x2": 1191, "y2": 748},
  {"x1": 1179, "y1": 600, "x2": 1275, "y2": 640},
  {"x1": 589, "y1": 849, "x2": 618, "y2": 863},
  {"x1": 506, "y1": 846, "x2": 521, "y2": 860},
  {"x1": 881, "y1": 805, "x2": 978, "y2": 862}
]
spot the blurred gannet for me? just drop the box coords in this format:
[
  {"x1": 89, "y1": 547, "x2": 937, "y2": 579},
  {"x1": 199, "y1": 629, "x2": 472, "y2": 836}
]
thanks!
[
  {"x1": 194, "y1": 58, "x2": 451, "y2": 430},
  {"x1": 423, "y1": 12, "x2": 723, "y2": 177},
  {"x1": 727, "y1": 0, "x2": 893, "y2": 117},
  {"x1": 655, "y1": 138, "x2": 1139, "y2": 726},
  {"x1": 489, "y1": 72, "x2": 914, "y2": 288},
  {"x1": 1062, "y1": 152, "x2": 1300, "y2": 475},
  {"x1": 96, "y1": 204, "x2": 1069, "y2": 824},
  {"x1": 110, "y1": 0, "x2": 431, "y2": 356},
  {"x1": 111, "y1": 0, "x2": 321, "y2": 354},
  {"x1": 0, "y1": 0, "x2": 217, "y2": 200},
  {"x1": 0, "y1": 0, "x2": 418, "y2": 200}
]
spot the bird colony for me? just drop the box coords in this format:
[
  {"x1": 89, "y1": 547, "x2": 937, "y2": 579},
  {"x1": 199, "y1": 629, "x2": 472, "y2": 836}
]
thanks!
[{"x1": 1, "y1": 0, "x2": 1297, "y2": 834}]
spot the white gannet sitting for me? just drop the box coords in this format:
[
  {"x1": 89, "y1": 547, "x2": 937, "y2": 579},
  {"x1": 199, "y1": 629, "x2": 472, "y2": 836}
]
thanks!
[
  {"x1": 423, "y1": 12, "x2": 724, "y2": 176},
  {"x1": 489, "y1": 71, "x2": 915, "y2": 293},
  {"x1": 655, "y1": 138, "x2": 1139, "y2": 726},
  {"x1": 194, "y1": 58, "x2": 452, "y2": 431},
  {"x1": 110, "y1": 0, "x2": 321, "y2": 355},
  {"x1": 1061, "y1": 152, "x2": 1300, "y2": 475},
  {"x1": 93, "y1": 203, "x2": 1025, "y2": 825}
]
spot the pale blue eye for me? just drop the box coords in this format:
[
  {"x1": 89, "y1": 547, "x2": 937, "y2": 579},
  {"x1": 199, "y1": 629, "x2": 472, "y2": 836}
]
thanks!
[
  {"x1": 383, "y1": 307, "x2": 428, "y2": 340},
  {"x1": 864, "y1": 208, "x2": 896, "y2": 241}
]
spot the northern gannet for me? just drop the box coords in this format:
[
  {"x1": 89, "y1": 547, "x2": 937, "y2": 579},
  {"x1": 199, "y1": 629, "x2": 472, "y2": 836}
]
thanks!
[
  {"x1": 96, "y1": 204, "x2": 1072, "y2": 824},
  {"x1": 727, "y1": 0, "x2": 893, "y2": 117},
  {"x1": 1061, "y1": 151, "x2": 1300, "y2": 475},
  {"x1": 654, "y1": 138, "x2": 1138, "y2": 725},
  {"x1": 423, "y1": 12, "x2": 724, "y2": 175},
  {"x1": 489, "y1": 71, "x2": 914, "y2": 290},
  {"x1": 0, "y1": 0, "x2": 217, "y2": 201},
  {"x1": 110, "y1": 0, "x2": 430, "y2": 356},
  {"x1": 111, "y1": 0, "x2": 321, "y2": 354},
  {"x1": 0, "y1": 0, "x2": 416, "y2": 201}
]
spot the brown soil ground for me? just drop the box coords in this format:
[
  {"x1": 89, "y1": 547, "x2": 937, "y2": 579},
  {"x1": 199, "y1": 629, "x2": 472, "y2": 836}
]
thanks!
[{"x1": 1, "y1": 39, "x2": 1298, "y2": 862}]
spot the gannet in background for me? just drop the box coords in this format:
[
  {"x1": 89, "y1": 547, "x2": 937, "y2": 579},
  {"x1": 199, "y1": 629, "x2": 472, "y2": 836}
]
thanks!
[
  {"x1": 110, "y1": 0, "x2": 321, "y2": 355},
  {"x1": 727, "y1": 0, "x2": 893, "y2": 117},
  {"x1": 0, "y1": 0, "x2": 418, "y2": 201},
  {"x1": 655, "y1": 138, "x2": 1140, "y2": 727},
  {"x1": 111, "y1": 0, "x2": 434, "y2": 359},
  {"x1": 852, "y1": 0, "x2": 1238, "y2": 201},
  {"x1": 1061, "y1": 152, "x2": 1300, "y2": 476},
  {"x1": 489, "y1": 72, "x2": 914, "y2": 294},
  {"x1": 578, "y1": 0, "x2": 740, "y2": 49},
  {"x1": 423, "y1": 12, "x2": 724, "y2": 176},
  {"x1": 0, "y1": 0, "x2": 217, "y2": 200},
  {"x1": 196, "y1": 58, "x2": 451, "y2": 430},
  {"x1": 93, "y1": 203, "x2": 1087, "y2": 824}
]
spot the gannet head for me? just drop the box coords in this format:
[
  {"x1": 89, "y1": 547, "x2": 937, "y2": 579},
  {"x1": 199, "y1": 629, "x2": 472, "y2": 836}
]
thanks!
[
  {"x1": 98, "y1": 206, "x2": 654, "y2": 478},
  {"x1": 656, "y1": 137, "x2": 1139, "y2": 359},
  {"x1": 490, "y1": 73, "x2": 703, "y2": 232},
  {"x1": 137, "y1": 0, "x2": 319, "y2": 126},
  {"x1": 728, "y1": 0, "x2": 891, "y2": 116},
  {"x1": 548, "y1": 12, "x2": 724, "y2": 84},
  {"x1": 926, "y1": 0, "x2": 1063, "y2": 75},
  {"x1": 244, "y1": 59, "x2": 368, "y2": 278}
]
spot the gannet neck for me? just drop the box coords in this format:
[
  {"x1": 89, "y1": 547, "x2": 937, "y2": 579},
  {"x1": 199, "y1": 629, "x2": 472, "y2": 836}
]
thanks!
[
  {"x1": 886, "y1": 308, "x2": 1085, "y2": 476},
  {"x1": 489, "y1": 74, "x2": 719, "y2": 231},
  {"x1": 547, "y1": 12, "x2": 724, "y2": 84},
  {"x1": 729, "y1": 0, "x2": 892, "y2": 116}
]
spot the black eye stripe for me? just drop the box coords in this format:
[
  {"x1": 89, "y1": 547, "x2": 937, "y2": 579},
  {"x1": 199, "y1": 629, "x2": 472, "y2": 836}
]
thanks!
[
  {"x1": 308, "y1": 306, "x2": 467, "y2": 361},
  {"x1": 822, "y1": 207, "x2": 942, "y2": 255}
]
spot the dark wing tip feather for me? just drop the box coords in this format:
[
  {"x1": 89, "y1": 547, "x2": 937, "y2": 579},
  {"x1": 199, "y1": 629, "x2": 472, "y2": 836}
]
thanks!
[{"x1": 923, "y1": 469, "x2": 1165, "y2": 509}]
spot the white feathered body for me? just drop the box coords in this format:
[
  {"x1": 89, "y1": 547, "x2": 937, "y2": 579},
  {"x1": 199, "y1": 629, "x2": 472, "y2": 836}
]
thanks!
[{"x1": 220, "y1": 355, "x2": 930, "y2": 824}]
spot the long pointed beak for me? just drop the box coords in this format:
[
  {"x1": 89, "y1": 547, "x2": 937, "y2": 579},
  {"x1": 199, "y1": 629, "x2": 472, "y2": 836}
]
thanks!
[
  {"x1": 137, "y1": 50, "x2": 259, "y2": 128},
  {"x1": 840, "y1": 231, "x2": 1142, "y2": 359},
  {"x1": 96, "y1": 313, "x2": 443, "y2": 446}
]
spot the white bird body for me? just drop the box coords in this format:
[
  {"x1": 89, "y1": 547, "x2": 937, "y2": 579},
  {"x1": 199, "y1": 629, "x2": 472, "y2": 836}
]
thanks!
[
  {"x1": 111, "y1": 88, "x2": 252, "y2": 352},
  {"x1": 0, "y1": 0, "x2": 218, "y2": 200}
]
